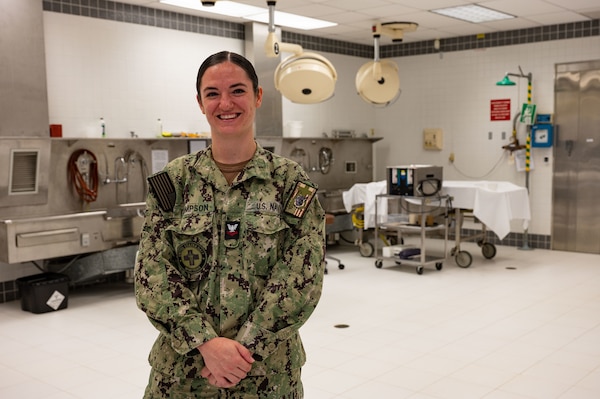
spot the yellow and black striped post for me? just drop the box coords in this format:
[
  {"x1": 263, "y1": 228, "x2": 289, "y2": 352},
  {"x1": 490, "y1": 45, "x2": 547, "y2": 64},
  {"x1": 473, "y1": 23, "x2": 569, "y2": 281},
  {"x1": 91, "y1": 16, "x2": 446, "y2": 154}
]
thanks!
[{"x1": 525, "y1": 78, "x2": 532, "y2": 173}]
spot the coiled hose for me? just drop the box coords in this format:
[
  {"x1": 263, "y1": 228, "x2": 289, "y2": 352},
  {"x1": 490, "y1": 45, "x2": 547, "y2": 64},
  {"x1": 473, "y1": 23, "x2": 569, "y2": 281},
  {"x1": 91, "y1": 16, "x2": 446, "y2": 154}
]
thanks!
[
  {"x1": 67, "y1": 149, "x2": 99, "y2": 204},
  {"x1": 351, "y1": 205, "x2": 365, "y2": 229}
]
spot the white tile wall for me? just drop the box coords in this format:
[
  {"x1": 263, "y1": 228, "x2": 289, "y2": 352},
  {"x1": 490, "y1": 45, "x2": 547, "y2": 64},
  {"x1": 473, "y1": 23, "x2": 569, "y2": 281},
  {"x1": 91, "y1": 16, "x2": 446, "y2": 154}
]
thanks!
[{"x1": 41, "y1": 11, "x2": 600, "y2": 240}]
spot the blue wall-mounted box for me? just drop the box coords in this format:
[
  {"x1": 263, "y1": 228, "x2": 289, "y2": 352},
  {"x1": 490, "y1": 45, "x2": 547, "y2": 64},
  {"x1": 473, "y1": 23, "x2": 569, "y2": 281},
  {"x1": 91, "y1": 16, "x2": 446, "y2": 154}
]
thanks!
[{"x1": 531, "y1": 124, "x2": 554, "y2": 147}]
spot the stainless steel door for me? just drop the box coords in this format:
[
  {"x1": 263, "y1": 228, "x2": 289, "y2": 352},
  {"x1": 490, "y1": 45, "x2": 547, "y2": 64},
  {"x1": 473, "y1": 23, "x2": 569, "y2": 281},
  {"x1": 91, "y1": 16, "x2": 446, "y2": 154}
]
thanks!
[{"x1": 552, "y1": 60, "x2": 600, "y2": 253}]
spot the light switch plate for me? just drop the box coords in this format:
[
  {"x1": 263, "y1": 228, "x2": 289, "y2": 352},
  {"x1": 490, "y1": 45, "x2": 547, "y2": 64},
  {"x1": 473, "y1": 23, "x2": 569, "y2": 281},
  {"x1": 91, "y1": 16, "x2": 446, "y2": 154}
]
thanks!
[{"x1": 423, "y1": 128, "x2": 443, "y2": 150}]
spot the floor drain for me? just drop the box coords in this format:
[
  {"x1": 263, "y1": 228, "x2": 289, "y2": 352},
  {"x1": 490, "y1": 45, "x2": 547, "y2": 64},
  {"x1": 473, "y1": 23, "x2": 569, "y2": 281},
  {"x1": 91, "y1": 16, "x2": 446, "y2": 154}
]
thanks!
[
  {"x1": 334, "y1": 324, "x2": 350, "y2": 328},
  {"x1": 506, "y1": 266, "x2": 517, "y2": 270}
]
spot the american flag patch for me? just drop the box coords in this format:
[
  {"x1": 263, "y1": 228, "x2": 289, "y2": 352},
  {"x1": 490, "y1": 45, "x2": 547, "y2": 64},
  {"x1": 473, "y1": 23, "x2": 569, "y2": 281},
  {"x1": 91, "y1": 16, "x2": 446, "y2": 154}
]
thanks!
[{"x1": 284, "y1": 181, "x2": 317, "y2": 218}]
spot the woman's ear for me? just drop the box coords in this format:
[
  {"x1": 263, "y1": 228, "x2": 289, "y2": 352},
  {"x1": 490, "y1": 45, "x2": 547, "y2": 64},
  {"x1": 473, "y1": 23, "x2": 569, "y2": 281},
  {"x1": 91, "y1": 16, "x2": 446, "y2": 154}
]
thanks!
[
  {"x1": 255, "y1": 86, "x2": 263, "y2": 108},
  {"x1": 197, "y1": 94, "x2": 206, "y2": 114}
]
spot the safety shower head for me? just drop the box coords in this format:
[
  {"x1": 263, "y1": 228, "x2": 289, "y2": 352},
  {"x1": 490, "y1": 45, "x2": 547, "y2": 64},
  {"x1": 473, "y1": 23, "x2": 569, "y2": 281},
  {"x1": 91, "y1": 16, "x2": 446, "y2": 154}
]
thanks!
[{"x1": 496, "y1": 75, "x2": 516, "y2": 86}]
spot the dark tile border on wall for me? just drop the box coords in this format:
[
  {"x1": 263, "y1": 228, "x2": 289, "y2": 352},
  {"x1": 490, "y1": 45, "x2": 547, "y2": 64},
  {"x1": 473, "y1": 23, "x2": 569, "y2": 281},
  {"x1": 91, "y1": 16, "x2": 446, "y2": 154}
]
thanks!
[
  {"x1": 0, "y1": 271, "x2": 128, "y2": 304},
  {"x1": 42, "y1": 0, "x2": 245, "y2": 40},
  {"x1": 44, "y1": 0, "x2": 599, "y2": 59},
  {"x1": 0, "y1": 280, "x2": 19, "y2": 304},
  {"x1": 448, "y1": 229, "x2": 551, "y2": 252},
  {"x1": 381, "y1": 19, "x2": 600, "y2": 58}
]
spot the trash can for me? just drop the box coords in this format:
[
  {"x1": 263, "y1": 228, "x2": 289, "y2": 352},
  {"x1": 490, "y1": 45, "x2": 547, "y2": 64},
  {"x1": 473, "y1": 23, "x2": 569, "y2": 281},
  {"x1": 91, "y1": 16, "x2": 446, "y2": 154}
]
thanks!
[{"x1": 16, "y1": 272, "x2": 70, "y2": 314}]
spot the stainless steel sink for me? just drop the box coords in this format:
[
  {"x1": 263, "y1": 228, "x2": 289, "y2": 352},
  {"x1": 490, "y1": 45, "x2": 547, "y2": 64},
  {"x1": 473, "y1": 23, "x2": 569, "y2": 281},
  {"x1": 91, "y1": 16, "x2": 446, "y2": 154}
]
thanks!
[{"x1": 0, "y1": 203, "x2": 146, "y2": 264}]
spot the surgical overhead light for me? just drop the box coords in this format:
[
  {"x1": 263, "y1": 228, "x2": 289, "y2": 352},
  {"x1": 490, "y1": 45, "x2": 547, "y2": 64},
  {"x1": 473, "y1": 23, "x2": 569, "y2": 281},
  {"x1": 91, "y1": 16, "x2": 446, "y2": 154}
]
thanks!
[
  {"x1": 265, "y1": 1, "x2": 337, "y2": 104},
  {"x1": 355, "y1": 22, "x2": 417, "y2": 107}
]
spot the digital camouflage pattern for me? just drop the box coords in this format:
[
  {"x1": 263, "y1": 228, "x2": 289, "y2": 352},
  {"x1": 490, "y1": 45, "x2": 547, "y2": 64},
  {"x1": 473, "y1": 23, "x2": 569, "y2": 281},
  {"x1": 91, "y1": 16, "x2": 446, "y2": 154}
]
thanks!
[{"x1": 135, "y1": 144, "x2": 325, "y2": 398}]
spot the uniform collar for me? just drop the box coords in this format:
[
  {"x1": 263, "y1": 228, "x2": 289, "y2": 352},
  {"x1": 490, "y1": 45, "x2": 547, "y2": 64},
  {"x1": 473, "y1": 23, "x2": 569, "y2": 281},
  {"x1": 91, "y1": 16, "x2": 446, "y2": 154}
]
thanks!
[{"x1": 192, "y1": 143, "x2": 273, "y2": 187}]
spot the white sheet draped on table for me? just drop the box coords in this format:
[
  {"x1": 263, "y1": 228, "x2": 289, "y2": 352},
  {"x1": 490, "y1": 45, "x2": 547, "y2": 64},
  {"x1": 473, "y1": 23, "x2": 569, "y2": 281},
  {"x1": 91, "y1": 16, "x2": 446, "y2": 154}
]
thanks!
[
  {"x1": 342, "y1": 181, "x2": 386, "y2": 229},
  {"x1": 342, "y1": 180, "x2": 531, "y2": 239},
  {"x1": 442, "y1": 181, "x2": 530, "y2": 240}
]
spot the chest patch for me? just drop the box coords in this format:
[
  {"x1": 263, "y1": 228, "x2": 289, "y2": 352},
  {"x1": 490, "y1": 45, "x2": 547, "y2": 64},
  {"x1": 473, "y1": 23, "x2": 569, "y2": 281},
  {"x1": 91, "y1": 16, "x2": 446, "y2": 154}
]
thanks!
[
  {"x1": 177, "y1": 241, "x2": 207, "y2": 273},
  {"x1": 225, "y1": 221, "x2": 240, "y2": 240}
]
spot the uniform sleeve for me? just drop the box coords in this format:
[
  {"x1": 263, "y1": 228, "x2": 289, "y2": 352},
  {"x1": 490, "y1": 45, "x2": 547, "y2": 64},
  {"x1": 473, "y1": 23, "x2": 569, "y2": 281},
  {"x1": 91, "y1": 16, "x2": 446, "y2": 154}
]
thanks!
[
  {"x1": 134, "y1": 180, "x2": 218, "y2": 356},
  {"x1": 235, "y1": 176, "x2": 326, "y2": 361}
]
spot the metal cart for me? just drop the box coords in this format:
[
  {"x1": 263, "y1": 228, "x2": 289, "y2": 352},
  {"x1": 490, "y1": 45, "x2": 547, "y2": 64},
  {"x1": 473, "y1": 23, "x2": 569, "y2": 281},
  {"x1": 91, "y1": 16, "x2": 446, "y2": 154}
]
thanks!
[
  {"x1": 352, "y1": 203, "x2": 403, "y2": 258},
  {"x1": 449, "y1": 209, "x2": 497, "y2": 268},
  {"x1": 374, "y1": 194, "x2": 450, "y2": 275}
]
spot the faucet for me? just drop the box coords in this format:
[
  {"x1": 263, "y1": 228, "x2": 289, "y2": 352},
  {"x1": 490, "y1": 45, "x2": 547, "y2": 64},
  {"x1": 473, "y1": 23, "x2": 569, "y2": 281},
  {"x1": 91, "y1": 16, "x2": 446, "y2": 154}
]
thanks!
[
  {"x1": 113, "y1": 156, "x2": 128, "y2": 183},
  {"x1": 103, "y1": 156, "x2": 128, "y2": 184}
]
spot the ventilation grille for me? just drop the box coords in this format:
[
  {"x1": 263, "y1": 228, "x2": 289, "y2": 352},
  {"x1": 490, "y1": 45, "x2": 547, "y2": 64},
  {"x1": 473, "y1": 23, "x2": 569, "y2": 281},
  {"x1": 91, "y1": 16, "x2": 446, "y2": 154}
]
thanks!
[{"x1": 10, "y1": 150, "x2": 39, "y2": 194}]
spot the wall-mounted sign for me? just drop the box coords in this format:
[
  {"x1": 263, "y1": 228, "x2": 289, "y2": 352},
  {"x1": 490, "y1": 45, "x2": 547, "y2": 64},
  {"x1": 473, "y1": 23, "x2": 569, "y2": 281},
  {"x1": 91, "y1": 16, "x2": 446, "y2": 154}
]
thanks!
[
  {"x1": 520, "y1": 103, "x2": 537, "y2": 125},
  {"x1": 531, "y1": 124, "x2": 553, "y2": 147},
  {"x1": 491, "y1": 99, "x2": 511, "y2": 121}
]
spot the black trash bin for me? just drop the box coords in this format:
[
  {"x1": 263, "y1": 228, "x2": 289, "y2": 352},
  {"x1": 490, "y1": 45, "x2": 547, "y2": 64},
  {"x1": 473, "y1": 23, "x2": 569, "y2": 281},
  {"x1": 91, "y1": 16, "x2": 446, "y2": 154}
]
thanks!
[{"x1": 16, "y1": 272, "x2": 70, "y2": 314}]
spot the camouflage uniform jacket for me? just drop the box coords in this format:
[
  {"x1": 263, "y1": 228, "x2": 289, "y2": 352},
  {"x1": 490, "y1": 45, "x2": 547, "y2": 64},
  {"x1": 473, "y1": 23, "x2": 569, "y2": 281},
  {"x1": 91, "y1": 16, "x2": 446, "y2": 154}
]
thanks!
[{"x1": 135, "y1": 144, "x2": 325, "y2": 379}]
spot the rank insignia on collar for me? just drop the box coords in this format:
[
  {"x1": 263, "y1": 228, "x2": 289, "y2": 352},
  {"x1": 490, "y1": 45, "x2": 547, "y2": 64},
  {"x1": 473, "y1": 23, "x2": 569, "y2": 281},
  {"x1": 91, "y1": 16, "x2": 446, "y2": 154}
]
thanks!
[{"x1": 284, "y1": 181, "x2": 317, "y2": 218}]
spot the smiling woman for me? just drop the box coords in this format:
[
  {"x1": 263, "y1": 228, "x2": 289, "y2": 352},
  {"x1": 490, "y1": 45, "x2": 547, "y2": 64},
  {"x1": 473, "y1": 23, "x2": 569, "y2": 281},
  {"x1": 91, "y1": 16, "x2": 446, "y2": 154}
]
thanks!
[
  {"x1": 134, "y1": 51, "x2": 326, "y2": 399},
  {"x1": 196, "y1": 52, "x2": 262, "y2": 163}
]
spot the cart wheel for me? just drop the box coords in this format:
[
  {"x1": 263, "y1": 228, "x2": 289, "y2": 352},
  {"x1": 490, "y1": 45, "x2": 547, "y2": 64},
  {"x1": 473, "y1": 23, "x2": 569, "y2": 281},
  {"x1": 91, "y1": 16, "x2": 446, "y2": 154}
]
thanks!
[
  {"x1": 375, "y1": 260, "x2": 383, "y2": 268},
  {"x1": 481, "y1": 243, "x2": 497, "y2": 259},
  {"x1": 455, "y1": 251, "x2": 473, "y2": 268},
  {"x1": 435, "y1": 262, "x2": 443, "y2": 271},
  {"x1": 416, "y1": 266, "x2": 424, "y2": 275},
  {"x1": 338, "y1": 264, "x2": 345, "y2": 270},
  {"x1": 359, "y1": 242, "x2": 374, "y2": 257}
]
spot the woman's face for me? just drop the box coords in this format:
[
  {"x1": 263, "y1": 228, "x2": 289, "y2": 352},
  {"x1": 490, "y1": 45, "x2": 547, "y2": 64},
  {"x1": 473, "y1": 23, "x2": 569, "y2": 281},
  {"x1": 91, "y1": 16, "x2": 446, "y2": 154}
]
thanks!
[{"x1": 197, "y1": 61, "x2": 262, "y2": 139}]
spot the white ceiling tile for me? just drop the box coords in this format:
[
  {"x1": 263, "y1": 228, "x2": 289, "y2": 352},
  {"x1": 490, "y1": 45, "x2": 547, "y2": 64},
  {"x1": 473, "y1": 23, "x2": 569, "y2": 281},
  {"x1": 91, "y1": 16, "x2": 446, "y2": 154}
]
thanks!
[
  {"x1": 113, "y1": 0, "x2": 600, "y2": 45},
  {"x1": 526, "y1": 11, "x2": 593, "y2": 25},
  {"x1": 481, "y1": 0, "x2": 565, "y2": 16}
]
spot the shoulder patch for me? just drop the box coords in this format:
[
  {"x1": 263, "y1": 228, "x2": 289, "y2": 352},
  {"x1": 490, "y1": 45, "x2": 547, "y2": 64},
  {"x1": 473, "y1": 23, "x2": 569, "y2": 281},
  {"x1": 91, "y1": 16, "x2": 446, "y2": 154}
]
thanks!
[
  {"x1": 148, "y1": 171, "x2": 176, "y2": 212},
  {"x1": 284, "y1": 181, "x2": 317, "y2": 218}
]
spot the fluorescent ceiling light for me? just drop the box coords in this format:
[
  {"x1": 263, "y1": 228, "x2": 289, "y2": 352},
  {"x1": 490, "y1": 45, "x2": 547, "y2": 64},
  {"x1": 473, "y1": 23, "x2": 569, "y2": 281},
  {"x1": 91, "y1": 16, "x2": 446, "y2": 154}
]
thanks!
[
  {"x1": 160, "y1": 0, "x2": 263, "y2": 17},
  {"x1": 159, "y1": 0, "x2": 336, "y2": 30},
  {"x1": 431, "y1": 5, "x2": 514, "y2": 23},
  {"x1": 245, "y1": 11, "x2": 336, "y2": 30}
]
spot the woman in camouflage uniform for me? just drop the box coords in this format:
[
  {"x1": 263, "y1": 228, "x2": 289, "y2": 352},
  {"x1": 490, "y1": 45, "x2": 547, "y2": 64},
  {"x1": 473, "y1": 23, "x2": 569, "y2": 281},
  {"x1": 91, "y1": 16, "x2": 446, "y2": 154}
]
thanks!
[{"x1": 135, "y1": 51, "x2": 325, "y2": 398}]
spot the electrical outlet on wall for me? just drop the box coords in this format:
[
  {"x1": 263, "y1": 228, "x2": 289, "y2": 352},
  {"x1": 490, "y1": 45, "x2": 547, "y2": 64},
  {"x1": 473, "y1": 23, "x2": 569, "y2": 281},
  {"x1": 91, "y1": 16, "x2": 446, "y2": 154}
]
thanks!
[{"x1": 423, "y1": 128, "x2": 443, "y2": 150}]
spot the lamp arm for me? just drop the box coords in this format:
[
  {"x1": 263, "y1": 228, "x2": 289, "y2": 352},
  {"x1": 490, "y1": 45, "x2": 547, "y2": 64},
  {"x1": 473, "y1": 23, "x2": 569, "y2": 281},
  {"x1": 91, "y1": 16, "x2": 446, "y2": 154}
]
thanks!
[
  {"x1": 372, "y1": 33, "x2": 383, "y2": 81},
  {"x1": 264, "y1": 32, "x2": 303, "y2": 57},
  {"x1": 264, "y1": 1, "x2": 303, "y2": 57}
]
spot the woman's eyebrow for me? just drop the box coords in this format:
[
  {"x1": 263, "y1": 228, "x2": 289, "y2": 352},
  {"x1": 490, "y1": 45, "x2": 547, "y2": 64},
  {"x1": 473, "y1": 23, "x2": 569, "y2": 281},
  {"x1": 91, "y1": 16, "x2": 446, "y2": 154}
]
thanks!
[{"x1": 203, "y1": 82, "x2": 248, "y2": 92}]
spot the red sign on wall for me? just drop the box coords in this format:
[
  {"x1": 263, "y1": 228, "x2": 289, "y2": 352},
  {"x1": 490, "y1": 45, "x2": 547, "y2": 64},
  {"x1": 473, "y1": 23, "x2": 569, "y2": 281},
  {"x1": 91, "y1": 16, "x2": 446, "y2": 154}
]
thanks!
[{"x1": 491, "y1": 99, "x2": 511, "y2": 121}]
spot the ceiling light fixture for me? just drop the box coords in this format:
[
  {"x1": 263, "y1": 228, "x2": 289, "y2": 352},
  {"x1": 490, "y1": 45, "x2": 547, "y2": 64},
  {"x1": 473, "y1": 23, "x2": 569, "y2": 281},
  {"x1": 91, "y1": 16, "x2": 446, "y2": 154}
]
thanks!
[
  {"x1": 265, "y1": 1, "x2": 337, "y2": 104},
  {"x1": 355, "y1": 22, "x2": 416, "y2": 107},
  {"x1": 431, "y1": 5, "x2": 514, "y2": 23},
  {"x1": 245, "y1": 10, "x2": 336, "y2": 30},
  {"x1": 159, "y1": 0, "x2": 336, "y2": 30},
  {"x1": 160, "y1": 0, "x2": 263, "y2": 17}
]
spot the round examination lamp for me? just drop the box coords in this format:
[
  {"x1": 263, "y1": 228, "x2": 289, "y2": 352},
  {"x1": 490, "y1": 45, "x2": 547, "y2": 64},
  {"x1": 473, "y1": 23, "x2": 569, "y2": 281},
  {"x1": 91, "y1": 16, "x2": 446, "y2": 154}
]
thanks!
[
  {"x1": 355, "y1": 59, "x2": 401, "y2": 106},
  {"x1": 274, "y1": 52, "x2": 338, "y2": 104}
]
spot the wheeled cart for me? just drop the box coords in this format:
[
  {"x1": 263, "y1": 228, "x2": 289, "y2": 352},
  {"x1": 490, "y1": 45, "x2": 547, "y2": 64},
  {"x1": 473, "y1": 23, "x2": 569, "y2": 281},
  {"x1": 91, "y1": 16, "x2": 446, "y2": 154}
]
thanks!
[
  {"x1": 449, "y1": 209, "x2": 497, "y2": 268},
  {"x1": 374, "y1": 195, "x2": 450, "y2": 275}
]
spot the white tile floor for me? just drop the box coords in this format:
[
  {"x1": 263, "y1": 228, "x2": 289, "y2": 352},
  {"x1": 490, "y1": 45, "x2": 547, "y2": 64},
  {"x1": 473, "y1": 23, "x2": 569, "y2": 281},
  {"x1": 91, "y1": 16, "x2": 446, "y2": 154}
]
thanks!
[{"x1": 1, "y1": 240, "x2": 600, "y2": 399}]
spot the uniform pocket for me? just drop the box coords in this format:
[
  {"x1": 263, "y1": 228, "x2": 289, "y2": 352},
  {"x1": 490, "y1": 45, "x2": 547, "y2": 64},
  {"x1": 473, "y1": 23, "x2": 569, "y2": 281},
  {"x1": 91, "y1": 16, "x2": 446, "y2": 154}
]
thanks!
[
  {"x1": 244, "y1": 214, "x2": 289, "y2": 276},
  {"x1": 166, "y1": 215, "x2": 213, "y2": 280}
]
